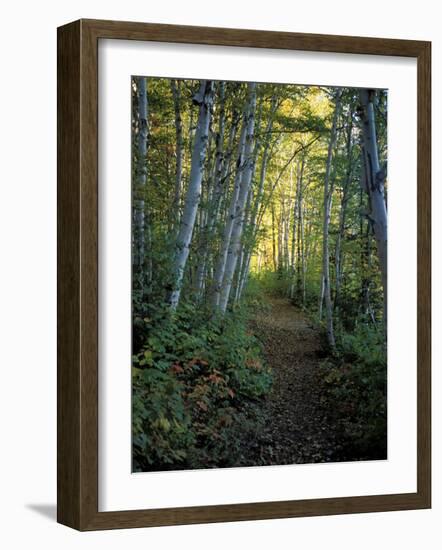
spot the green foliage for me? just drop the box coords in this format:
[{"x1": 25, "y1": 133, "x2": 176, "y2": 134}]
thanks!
[
  {"x1": 132, "y1": 301, "x2": 272, "y2": 471},
  {"x1": 239, "y1": 275, "x2": 272, "y2": 313},
  {"x1": 319, "y1": 322, "x2": 387, "y2": 460},
  {"x1": 131, "y1": 76, "x2": 388, "y2": 469},
  {"x1": 249, "y1": 270, "x2": 290, "y2": 298},
  {"x1": 339, "y1": 322, "x2": 386, "y2": 368},
  {"x1": 132, "y1": 366, "x2": 194, "y2": 467}
]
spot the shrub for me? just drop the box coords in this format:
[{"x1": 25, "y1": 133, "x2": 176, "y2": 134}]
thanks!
[
  {"x1": 249, "y1": 270, "x2": 289, "y2": 298},
  {"x1": 132, "y1": 301, "x2": 272, "y2": 472},
  {"x1": 132, "y1": 365, "x2": 194, "y2": 468},
  {"x1": 319, "y1": 322, "x2": 387, "y2": 460}
]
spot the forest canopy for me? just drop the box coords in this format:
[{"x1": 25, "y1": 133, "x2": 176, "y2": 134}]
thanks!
[{"x1": 131, "y1": 77, "x2": 388, "y2": 472}]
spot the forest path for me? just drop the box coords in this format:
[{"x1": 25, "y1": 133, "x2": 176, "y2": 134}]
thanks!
[{"x1": 242, "y1": 296, "x2": 341, "y2": 465}]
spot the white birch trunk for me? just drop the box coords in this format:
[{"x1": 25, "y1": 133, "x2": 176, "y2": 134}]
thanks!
[
  {"x1": 194, "y1": 83, "x2": 227, "y2": 298},
  {"x1": 359, "y1": 89, "x2": 388, "y2": 324},
  {"x1": 234, "y1": 174, "x2": 257, "y2": 304},
  {"x1": 134, "y1": 76, "x2": 148, "y2": 270},
  {"x1": 169, "y1": 80, "x2": 214, "y2": 310},
  {"x1": 296, "y1": 167, "x2": 304, "y2": 299},
  {"x1": 318, "y1": 275, "x2": 325, "y2": 320},
  {"x1": 301, "y1": 204, "x2": 307, "y2": 305},
  {"x1": 219, "y1": 83, "x2": 257, "y2": 313},
  {"x1": 171, "y1": 80, "x2": 183, "y2": 225},
  {"x1": 335, "y1": 111, "x2": 354, "y2": 307},
  {"x1": 236, "y1": 103, "x2": 277, "y2": 302},
  {"x1": 290, "y1": 159, "x2": 304, "y2": 299},
  {"x1": 321, "y1": 89, "x2": 342, "y2": 348},
  {"x1": 289, "y1": 163, "x2": 297, "y2": 299},
  {"x1": 211, "y1": 108, "x2": 248, "y2": 309}
]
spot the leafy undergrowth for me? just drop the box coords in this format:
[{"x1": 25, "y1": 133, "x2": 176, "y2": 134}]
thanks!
[
  {"x1": 132, "y1": 301, "x2": 272, "y2": 472},
  {"x1": 318, "y1": 323, "x2": 387, "y2": 461},
  {"x1": 132, "y1": 281, "x2": 387, "y2": 471}
]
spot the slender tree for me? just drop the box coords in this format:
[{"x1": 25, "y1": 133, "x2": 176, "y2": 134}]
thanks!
[
  {"x1": 134, "y1": 76, "x2": 148, "y2": 270},
  {"x1": 219, "y1": 83, "x2": 257, "y2": 313},
  {"x1": 171, "y1": 80, "x2": 183, "y2": 225},
  {"x1": 236, "y1": 97, "x2": 278, "y2": 301},
  {"x1": 169, "y1": 80, "x2": 215, "y2": 310},
  {"x1": 195, "y1": 82, "x2": 227, "y2": 297},
  {"x1": 211, "y1": 102, "x2": 248, "y2": 309},
  {"x1": 320, "y1": 88, "x2": 342, "y2": 349},
  {"x1": 334, "y1": 106, "x2": 355, "y2": 308},
  {"x1": 358, "y1": 89, "x2": 388, "y2": 324},
  {"x1": 295, "y1": 160, "x2": 305, "y2": 300}
]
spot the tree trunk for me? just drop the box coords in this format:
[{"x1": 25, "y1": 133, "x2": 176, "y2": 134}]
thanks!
[
  {"x1": 301, "y1": 205, "x2": 308, "y2": 305},
  {"x1": 335, "y1": 108, "x2": 354, "y2": 308},
  {"x1": 171, "y1": 80, "x2": 183, "y2": 226},
  {"x1": 234, "y1": 184, "x2": 254, "y2": 304},
  {"x1": 219, "y1": 83, "x2": 257, "y2": 313},
  {"x1": 296, "y1": 168, "x2": 304, "y2": 300},
  {"x1": 194, "y1": 83, "x2": 227, "y2": 298},
  {"x1": 236, "y1": 100, "x2": 278, "y2": 300},
  {"x1": 271, "y1": 204, "x2": 277, "y2": 272},
  {"x1": 211, "y1": 101, "x2": 249, "y2": 309},
  {"x1": 134, "y1": 77, "x2": 148, "y2": 270},
  {"x1": 290, "y1": 158, "x2": 304, "y2": 299},
  {"x1": 321, "y1": 89, "x2": 342, "y2": 349},
  {"x1": 169, "y1": 80, "x2": 214, "y2": 310},
  {"x1": 359, "y1": 89, "x2": 388, "y2": 325}
]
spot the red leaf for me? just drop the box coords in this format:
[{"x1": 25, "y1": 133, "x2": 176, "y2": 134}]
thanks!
[{"x1": 171, "y1": 364, "x2": 184, "y2": 374}]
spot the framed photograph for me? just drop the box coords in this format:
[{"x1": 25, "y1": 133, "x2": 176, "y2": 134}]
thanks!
[{"x1": 57, "y1": 19, "x2": 431, "y2": 530}]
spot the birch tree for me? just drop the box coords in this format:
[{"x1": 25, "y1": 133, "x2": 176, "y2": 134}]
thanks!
[
  {"x1": 171, "y1": 80, "x2": 183, "y2": 225},
  {"x1": 358, "y1": 89, "x2": 388, "y2": 324},
  {"x1": 334, "y1": 107, "x2": 354, "y2": 308},
  {"x1": 320, "y1": 88, "x2": 342, "y2": 349},
  {"x1": 295, "y1": 161, "x2": 306, "y2": 300},
  {"x1": 131, "y1": 77, "x2": 387, "y2": 345},
  {"x1": 290, "y1": 158, "x2": 304, "y2": 299},
  {"x1": 219, "y1": 83, "x2": 257, "y2": 313},
  {"x1": 194, "y1": 82, "x2": 227, "y2": 297},
  {"x1": 134, "y1": 76, "x2": 148, "y2": 270},
  {"x1": 235, "y1": 98, "x2": 278, "y2": 301},
  {"x1": 211, "y1": 104, "x2": 248, "y2": 309},
  {"x1": 169, "y1": 80, "x2": 214, "y2": 310}
]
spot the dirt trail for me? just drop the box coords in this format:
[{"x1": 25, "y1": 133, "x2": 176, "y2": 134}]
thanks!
[{"x1": 242, "y1": 296, "x2": 341, "y2": 466}]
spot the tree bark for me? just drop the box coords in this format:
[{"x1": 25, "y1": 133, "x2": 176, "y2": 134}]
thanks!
[
  {"x1": 296, "y1": 164, "x2": 305, "y2": 300},
  {"x1": 271, "y1": 204, "x2": 277, "y2": 272},
  {"x1": 219, "y1": 83, "x2": 257, "y2": 313},
  {"x1": 134, "y1": 77, "x2": 148, "y2": 270},
  {"x1": 194, "y1": 83, "x2": 227, "y2": 298},
  {"x1": 320, "y1": 89, "x2": 342, "y2": 349},
  {"x1": 359, "y1": 89, "x2": 388, "y2": 325},
  {"x1": 169, "y1": 80, "x2": 214, "y2": 310},
  {"x1": 235, "y1": 99, "x2": 278, "y2": 301},
  {"x1": 211, "y1": 100, "x2": 249, "y2": 309},
  {"x1": 335, "y1": 108, "x2": 354, "y2": 308},
  {"x1": 171, "y1": 80, "x2": 183, "y2": 226}
]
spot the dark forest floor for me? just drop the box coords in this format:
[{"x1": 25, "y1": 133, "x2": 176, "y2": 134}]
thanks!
[{"x1": 237, "y1": 296, "x2": 345, "y2": 466}]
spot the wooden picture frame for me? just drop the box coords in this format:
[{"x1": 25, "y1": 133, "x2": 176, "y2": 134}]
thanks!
[{"x1": 57, "y1": 18, "x2": 431, "y2": 531}]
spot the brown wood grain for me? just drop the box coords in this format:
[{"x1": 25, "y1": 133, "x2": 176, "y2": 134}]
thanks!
[
  {"x1": 416, "y1": 41, "x2": 431, "y2": 507},
  {"x1": 57, "y1": 20, "x2": 81, "y2": 529},
  {"x1": 57, "y1": 19, "x2": 431, "y2": 531}
]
